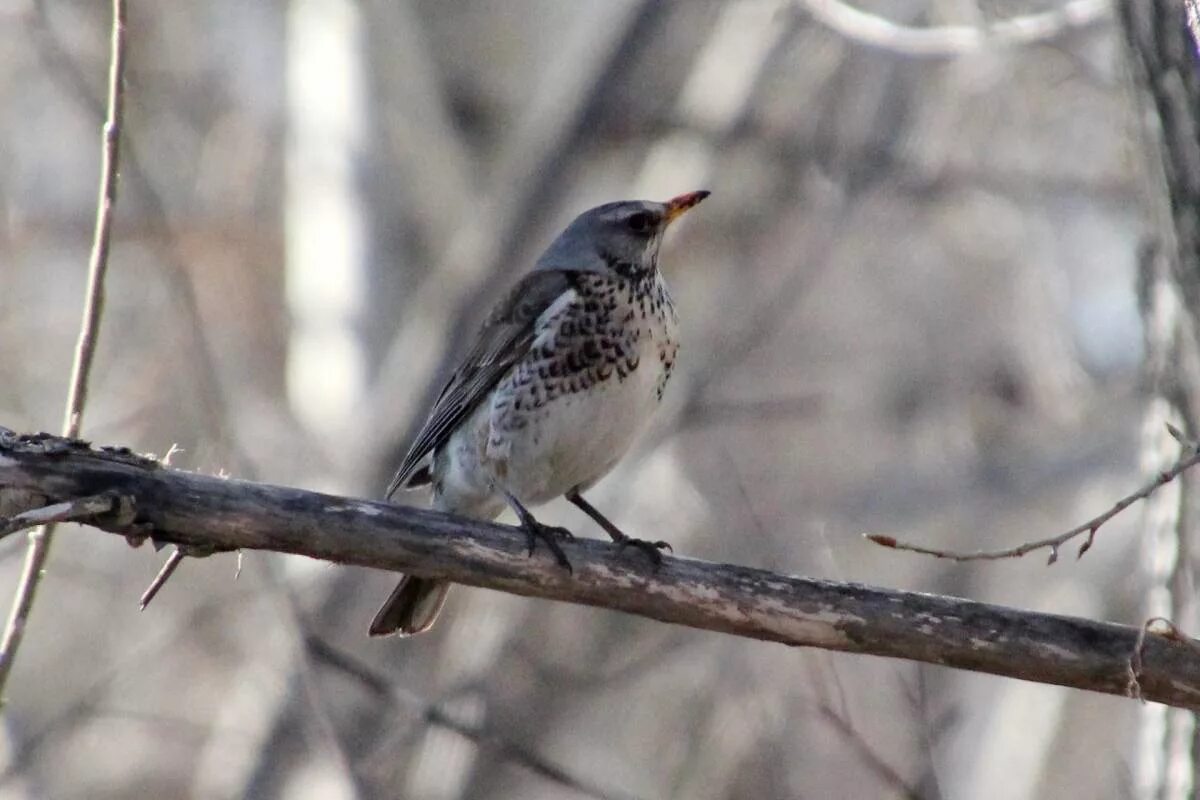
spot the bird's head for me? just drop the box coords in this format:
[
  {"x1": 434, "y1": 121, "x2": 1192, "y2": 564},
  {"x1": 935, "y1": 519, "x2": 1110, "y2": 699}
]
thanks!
[{"x1": 534, "y1": 190, "x2": 709, "y2": 277}]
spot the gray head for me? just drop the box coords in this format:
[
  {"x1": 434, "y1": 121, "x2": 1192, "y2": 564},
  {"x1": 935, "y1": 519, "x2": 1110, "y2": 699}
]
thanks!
[{"x1": 535, "y1": 191, "x2": 710, "y2": 276}]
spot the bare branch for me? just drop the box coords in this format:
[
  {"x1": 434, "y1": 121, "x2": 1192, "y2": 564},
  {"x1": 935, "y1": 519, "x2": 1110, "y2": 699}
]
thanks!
[
  {"x1": 3, "y1": 430, "x2": 1200, "y2": 710},
  {"x1": 0, "y1": 0, "x2": 126, "y2": 696},
  {"x1": 867, "y1": 427, "x2": 1200, "y2": 563},
  {"x1": 796, "y1": 0, "x2": 1111, "y2": 59}
]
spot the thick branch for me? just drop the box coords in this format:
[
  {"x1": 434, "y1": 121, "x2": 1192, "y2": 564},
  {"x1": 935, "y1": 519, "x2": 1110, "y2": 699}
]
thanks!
[{"x1": 2, "y1": 429, "x2": 1200, "y2": 709}]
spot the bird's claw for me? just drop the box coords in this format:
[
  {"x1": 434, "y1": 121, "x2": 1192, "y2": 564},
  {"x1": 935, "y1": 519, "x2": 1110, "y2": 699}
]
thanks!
[
  {"x1": 615, "y1": 537, "x2": 672, "y2": 568},
  {"x1": 547, "y1": 525, "x2": 575, "y2": 542},
  {"x1": 524, "y1": 522, "x2": 574, "y2": 572}
]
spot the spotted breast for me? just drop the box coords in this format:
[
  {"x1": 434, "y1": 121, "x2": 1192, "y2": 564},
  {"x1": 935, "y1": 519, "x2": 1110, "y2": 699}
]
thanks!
[{"x1": 432, "y1": 269, "x2": 678, "y2": 516}]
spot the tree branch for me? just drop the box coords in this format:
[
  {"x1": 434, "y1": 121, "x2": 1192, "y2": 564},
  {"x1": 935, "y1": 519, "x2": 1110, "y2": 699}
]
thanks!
[
  {"x1": 2, "y1": 428, "x2": 1200, "y2": 709},
  {"x1": 796, "y1": 0, "x2": 1111, "y2": 59}
]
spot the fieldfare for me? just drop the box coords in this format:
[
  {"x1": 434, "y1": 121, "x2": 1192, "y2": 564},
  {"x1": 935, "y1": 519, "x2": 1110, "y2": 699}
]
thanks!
[{"x1": 370, "y1": 190, "x2": 709, "y2": 636}]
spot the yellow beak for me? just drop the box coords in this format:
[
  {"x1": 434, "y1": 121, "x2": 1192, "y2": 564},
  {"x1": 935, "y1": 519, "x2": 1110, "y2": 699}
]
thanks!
[{"x1": 664, "y1": 190, "x2": 711, "y2": 224}]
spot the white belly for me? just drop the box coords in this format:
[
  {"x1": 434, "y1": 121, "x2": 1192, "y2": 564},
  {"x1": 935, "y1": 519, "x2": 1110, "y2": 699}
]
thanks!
[
  {"x1": 496, "y1": 353, "x2": 664, "y2": 503},
  {"x1": 431, "y1": 359, "x2": 663, "y2": 516}
]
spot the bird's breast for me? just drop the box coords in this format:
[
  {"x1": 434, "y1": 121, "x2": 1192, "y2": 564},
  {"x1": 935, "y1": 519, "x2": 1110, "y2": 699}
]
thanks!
[{"x1": 486, "y1": 273, "x2": 679, "y2": 501}]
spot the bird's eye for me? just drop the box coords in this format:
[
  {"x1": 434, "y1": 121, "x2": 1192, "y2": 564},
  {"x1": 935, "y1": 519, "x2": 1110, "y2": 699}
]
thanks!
[{"x1": 626, "y1": 212, "x2": 652, "y2": 233}]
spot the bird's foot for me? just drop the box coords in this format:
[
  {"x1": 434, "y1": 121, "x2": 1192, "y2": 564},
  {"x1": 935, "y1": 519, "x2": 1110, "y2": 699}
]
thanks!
[
  {"x1": 614, "y1": 535, "x2": 672, "y2": 568},
  {"x1": 523, "y1": 521, "x2": 574, "y2": 572}
]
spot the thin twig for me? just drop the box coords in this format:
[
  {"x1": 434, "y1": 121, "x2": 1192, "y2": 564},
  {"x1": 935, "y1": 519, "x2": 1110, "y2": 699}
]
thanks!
[
  {"x1": 138, "y1": 548, "x2": 186, "y2": 610},
  {"x1": 306, "y1": 637, "x2": 645, "y2": 800},
  {"x1": 0, "y1": 495, "x2": 117, "y2": 540},
  {"x1": 28, "y1": 0, "x2": 256, "y2": 478},
  {"x1": 0, "y1": 0, "x2": 126, "y2": 696},
  {"x1": 867, "y1": 425, "x2": 1200, "y2": 563},
  {"x1": 797, "y1": 0, "x2": 1111, "y2": 59}
]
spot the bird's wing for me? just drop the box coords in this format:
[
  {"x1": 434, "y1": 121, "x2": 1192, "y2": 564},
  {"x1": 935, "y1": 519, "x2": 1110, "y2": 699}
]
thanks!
[{"x1": 385, "y1": 269, "x2": 577, "y2": 498}]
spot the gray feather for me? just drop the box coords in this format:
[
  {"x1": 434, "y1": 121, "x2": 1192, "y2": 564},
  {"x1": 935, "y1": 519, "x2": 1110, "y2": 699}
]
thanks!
[{"x1": 385, "y1": 269, "x2": 576, "y2": 498}]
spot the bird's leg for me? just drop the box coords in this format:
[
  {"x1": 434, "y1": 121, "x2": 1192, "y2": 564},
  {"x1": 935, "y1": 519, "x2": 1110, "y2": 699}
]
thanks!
[
  {"x1": 502, "y1": 490, "x2": 574, "y2": 572},
  {"x1": 566, "y1": 490, "x2": 672, "y2": 567}
]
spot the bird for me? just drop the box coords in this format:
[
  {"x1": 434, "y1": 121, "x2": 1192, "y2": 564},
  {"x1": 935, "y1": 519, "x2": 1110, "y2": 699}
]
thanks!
[{"x1": 370, "y1": 190, "x2": 709, "y2": 637}]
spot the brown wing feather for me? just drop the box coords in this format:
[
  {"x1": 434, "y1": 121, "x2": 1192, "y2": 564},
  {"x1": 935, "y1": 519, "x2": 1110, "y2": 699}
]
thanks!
[{"x1": 384, "y1": 269, "x2": 577, "y2": 498}]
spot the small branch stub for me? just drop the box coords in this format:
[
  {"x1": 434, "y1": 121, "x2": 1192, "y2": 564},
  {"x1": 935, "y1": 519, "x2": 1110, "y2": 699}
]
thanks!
[
  {"x1": 0, "y1": 494, "x2": 119, "y2": 539},
  {"x1": 139, "y1": 549, "x2": 187, "y2": 610},
  {"x1": 1127, "y1": 617, "x2": 1200, "y2": 702}
]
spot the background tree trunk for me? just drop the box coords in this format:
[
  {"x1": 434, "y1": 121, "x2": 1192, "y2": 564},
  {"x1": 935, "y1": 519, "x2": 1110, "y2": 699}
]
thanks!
[{"x1": 1120, "y1": 1, "x2": 1200, "y2": 798}]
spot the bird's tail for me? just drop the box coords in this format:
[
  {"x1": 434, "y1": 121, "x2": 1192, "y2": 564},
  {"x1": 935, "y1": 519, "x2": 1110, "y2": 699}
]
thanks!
[
  {"x1": 368, "y1": 575, "x2": 451, "y2": 637},
  {"x1": 372, "y1": 485, "x2": 502, "y2": 636}
]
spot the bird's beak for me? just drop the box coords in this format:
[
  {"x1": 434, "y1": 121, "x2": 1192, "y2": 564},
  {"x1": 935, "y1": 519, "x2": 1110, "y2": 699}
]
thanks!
[{"x1": 663, "y1": 190, "x2": 710, "y2": 224}]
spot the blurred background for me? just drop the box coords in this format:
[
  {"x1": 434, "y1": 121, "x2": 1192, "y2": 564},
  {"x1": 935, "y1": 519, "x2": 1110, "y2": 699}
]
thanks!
[{"x1": 0, "y1": 0, "x2": 1181, "y2": 798}]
